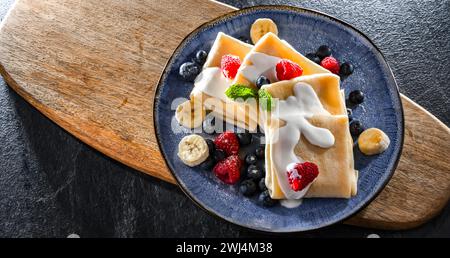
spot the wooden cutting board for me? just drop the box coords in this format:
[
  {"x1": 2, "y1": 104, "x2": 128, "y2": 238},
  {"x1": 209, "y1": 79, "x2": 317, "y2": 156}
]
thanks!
[{"x1": 0, "y1": 0, "x2": 449, "y2": 230}]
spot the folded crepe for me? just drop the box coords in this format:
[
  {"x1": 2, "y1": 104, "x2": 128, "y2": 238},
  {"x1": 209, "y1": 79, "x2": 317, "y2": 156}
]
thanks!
[
  {"x1": 231, "y1": 32, "x2": 331, "y2": 127},
  {"x1": 263, "y1": 74, "x2": 358, "y2": 199},
  {"x1": 185, "y1": 31, "x2": 357, "y2": 199},
  {"x1": 189, "y1": 32, "x2": 332, "y2": 131},
  {"x1": 233, "y1": 32, "x2": 331, "y2": 88},
  {"x1": 189, "y1": 32, "x2": 258, "y2": 131}
]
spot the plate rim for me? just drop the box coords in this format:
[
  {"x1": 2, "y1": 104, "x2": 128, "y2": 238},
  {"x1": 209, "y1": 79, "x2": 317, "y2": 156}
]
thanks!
[{"x1": 153, "y1": 5, "x2": 405, "y2": 233}]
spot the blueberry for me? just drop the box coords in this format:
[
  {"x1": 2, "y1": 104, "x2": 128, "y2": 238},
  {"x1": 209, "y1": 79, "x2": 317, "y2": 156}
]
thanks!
[
  {"x1": 179, "y1": 62, "x2": 200, "y2": 81},
  {"x1": 345, "y1": 98, "x2": 351, "y2": 107},
  {"x1": 205, "y1": 139, "x2": 215, "y2": 154},
  {"x1": 256, "y1": 76, "x2": 271, "y2": 89},
  {"x1": 305, "y1": 53, "x2": 321, "y2": 64},
  {"x1": 340, "y1": 62, "x2": 354, "y2": 77},
  {"x1": 254, "y1": 145, "x2": 265, "y2": 159},
  {"x1": 259, "y1": 190, "x2": 277, "y2": 207},
  {"x1": 247, "y1": 164, "x2": 263, "y2": 180},
  {"x1": 238, "y1": 36, "x2": 251, "y2": 44},
  {"x1": 316, "y1": 45, "x2": 332, "y2": 59},
  {"x1": 237, "y1": 131, "x2": 252, "y2": 146},
  {"x1": 202, "y1": 116, "x2": 216, "y2": 135},
  {"x1": 349, "y1": 90, "x2": 364, "y2": 105},
  {"x1": 195, "y1": 50, "x2": 208, "y2": 65},
  {"x1": 245, "y1": 153, "x2": 258, "y2": 165},
  {"x1": 239, "y1": 179, "x2": 257, "y2": 196},
  {"x1": 200, "y1": 156, "x2": 215, "y2": 170},
  {"x1": 213, "y1": 149, "x2": 226, "y2": 162},
  {"x1": 240, "y1": 165, "x2": 248, "y2": 180},
  {"x1": 346, "y1": 108, "x2": 353, "y2": 121},
  {"x1": 258, "y1": 178, "x2": 267, "y2": 191},
  {"x1": 350, "y1": 120, "x2": 364, "y2": 136}
]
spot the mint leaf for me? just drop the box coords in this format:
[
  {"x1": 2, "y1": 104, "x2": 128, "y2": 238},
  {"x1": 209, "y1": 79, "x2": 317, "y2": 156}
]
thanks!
[
  {"x1": 225, "y1": 84, "x2": 258, "y2": 101},
  {"x1": 258, "y1": 89, "x2": 274, "y2": 111},
  {"x1": 225, "y1": 84, "x2": 274, "y2": 111}
]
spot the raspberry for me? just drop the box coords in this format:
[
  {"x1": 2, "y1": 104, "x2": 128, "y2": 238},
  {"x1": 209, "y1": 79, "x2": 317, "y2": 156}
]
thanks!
[
  {"x1": 276, "y1": 59, "x2": 303, "y2": 81},
  {"x1": 286, "y1": 162, "x2": 319, "y2": 191},
  {"x1": 214, "y1": 131, "x2": 240, "y2": 156},
  {"x1": 320, "y1": 56, "x2": 340, "y2": 74},
  {"x1": 220, "y1": 54, "x2": 241, "y2": 79},
  {"x1": 213, "y1": 155, "x2": 242, "y2": 184}
]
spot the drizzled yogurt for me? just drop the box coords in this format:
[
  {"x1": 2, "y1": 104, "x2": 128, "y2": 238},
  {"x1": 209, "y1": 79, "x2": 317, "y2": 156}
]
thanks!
[
  {"x1": 191, "y1": 67, "x2": 230, "y2": 101},
  {"x1": 267, "y1": 82, "x2": 335, "y2": 200},
  {"x1": 239, "y1": 52, "x2": 281, "y2": 83},
  {"x1": 189, "y1": 67, "x2": 259, "y2": 129}
]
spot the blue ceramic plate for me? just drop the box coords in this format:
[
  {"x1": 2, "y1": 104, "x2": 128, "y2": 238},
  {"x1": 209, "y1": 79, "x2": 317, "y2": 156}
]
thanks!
[{"x1": 154, "y1": 6, "x2": 404, "y2": 232}]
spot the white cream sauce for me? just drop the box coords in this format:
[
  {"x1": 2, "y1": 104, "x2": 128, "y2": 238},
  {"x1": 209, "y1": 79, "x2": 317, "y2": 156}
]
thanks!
[
  {"x1": 280, "y1": 199, "x2": 303, "y2": 208},
  {"x1": 270, "y1": 82, "x2": 335, "y2": 200},
  {"x1": 191, "y1": 67, "x2": 230, "y2": 101},
  {"x1": 239, "y1": 52, "x2": 281, "y2": 83}
]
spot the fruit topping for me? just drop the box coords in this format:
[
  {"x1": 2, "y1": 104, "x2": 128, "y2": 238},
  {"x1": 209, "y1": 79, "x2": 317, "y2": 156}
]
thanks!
[
  {"x1": 320, "y1": 56, "x2": 340, "y2": 74},
  {"x1": 213, "y1": 155, "x2": 242, "y2": 184},
  {"x1": 256, "y1": 75, "x2": 271, "y2": 89},
  {"x1": 340, "y1": 62, "x2": 354, "y2": 77},
  {"x1": 305, "y1": 53, "x2": 321, "y2": 64},
  {"x1": 239, "y1": 179, "x2": 257, "y2": 196},
  {"x1": 358, "y1": 128, "x2": 390, "y2": 155},
  {"x1": 258, "y1": 178, "x2": 267, "y2": 191},
  {"x1": 177, "y1": 135, "x2": 209, "y2": 167},
  {"x1": 214, "y1": 131, "x2": 240, "y2": 156},
  {"x1": 247, "y1": 164, "x2": 264, "y2": 180},
  {"x1": 200, "y1": 156, "x2": 215, "y2": 170},
  {"x1": 350, "y1": 120, "x2": 364, "y2": 136},
  {"x1": 245, "y1": 153, "x2": 258, "y2": 165},
  {"x1": 259, "y1": 190, "x2": 277, "y2": 207},
  {"x1": 195, "y1": 50, "x2": 208, "y2": 65},
  {"x1": 316, "y1": 45, "x2": 332, "y2": 59},
  {"x1": 175, "y1": 100, "x2": 205, "y2": 129},
  {"x1": 276, "y1": 59, "x2": 303, "y2": 81},
  {"x1": 250, "y1": 18, "x2": 278, "y2": 44},
  {"x1": 220, "y1": 54, "x2": 241, "y2": 79},
  {"x1": 205, "y1": 139, "x2": 215, "y2": 154},
  {"x1": 238, "y1": 36, "x2": 251, "y2": 44},
  {"x1": 213, "y1": 149, "x2": 226, "y2": 162},
  {"x1": 179, "y1": 62, "x2": 200, "y2": 81},
  {"x1": 254, "y1": 145, "x2": 265, "y2": 159},
  {"x1": 286, "y1": 162, "x2": 319, "y2": 192},
  {"x1": 349, "y1": 90, "x2": 364, "y2": 105},
  {"x1": 237, "y1": 131, "x2": 252, "y2": 146}
]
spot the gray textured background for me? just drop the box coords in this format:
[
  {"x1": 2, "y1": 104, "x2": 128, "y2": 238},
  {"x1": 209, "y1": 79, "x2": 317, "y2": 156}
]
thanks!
[{"x1": 0, "y1": 0, "x2": 449, "y2": 237}]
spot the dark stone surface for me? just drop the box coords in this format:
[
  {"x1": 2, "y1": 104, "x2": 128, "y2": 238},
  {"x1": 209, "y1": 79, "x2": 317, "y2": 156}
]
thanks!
[{"x1": 0, "y1": 0, "x2": 449, "y2": 237}]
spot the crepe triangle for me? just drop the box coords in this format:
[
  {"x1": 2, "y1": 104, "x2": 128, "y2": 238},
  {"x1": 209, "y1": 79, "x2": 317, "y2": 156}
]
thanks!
[
  {"x1": 262, "y1": 74, "x2": 357, "y2": 199},
  {"x1": 233, "y1": 32, "x2": 331, "y2": 89},
  {"x1": 190, "y1": 32, "x2": 258, "y2": 131}
]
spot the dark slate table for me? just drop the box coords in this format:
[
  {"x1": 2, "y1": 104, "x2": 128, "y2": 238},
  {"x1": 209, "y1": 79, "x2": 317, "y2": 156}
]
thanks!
[{"x1": 0, "y1": 0, "x2": 449, "y2": 237}]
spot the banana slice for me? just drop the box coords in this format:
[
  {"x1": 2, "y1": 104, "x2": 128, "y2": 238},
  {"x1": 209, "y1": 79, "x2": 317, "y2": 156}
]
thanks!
[
  {"x1": 250, "y1": 18, "x2": 278, "y2": 44},
  {"x1": 177, "y1": 134, "x2": 209, "y2": 167},
  {"x1": 358, "y1": 128, "x2": 390, "y2": 155},
  {"x1": 175, "y1": 100, "x2": 205, "y2": 129}
]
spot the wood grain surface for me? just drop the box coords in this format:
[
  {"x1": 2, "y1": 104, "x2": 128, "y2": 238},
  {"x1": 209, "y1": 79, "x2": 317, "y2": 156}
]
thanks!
[{"x1": 0, "y1": 0, "x2": 448, "y2": 230}]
